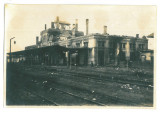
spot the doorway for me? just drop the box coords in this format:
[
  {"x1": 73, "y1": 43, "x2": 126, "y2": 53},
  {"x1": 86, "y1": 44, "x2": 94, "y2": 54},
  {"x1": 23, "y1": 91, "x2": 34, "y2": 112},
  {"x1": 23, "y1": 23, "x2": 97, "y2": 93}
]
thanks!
[{"x1": 98, "y1": 50, "x2": 104, "y2": 66}]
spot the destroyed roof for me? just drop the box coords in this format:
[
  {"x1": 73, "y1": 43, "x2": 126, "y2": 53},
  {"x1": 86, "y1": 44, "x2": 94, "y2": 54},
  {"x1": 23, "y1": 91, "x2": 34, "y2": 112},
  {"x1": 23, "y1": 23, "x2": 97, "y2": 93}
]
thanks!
[
  {"x1": 59, "y1": 21, "x2": 70, "y2": 25},
  {"x1": 54, "y1": 20, "x2": 70, "y2": 25},
  {"x1": 147, "y1": 33, "x2": 154, "y2": 38}
]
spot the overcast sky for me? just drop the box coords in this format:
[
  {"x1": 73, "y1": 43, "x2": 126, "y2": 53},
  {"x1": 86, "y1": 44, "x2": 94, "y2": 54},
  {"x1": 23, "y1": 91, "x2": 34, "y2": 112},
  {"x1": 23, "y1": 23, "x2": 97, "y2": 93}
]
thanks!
[{"x1": 5, "y1": 5, "x2": 156, "y2": 52}]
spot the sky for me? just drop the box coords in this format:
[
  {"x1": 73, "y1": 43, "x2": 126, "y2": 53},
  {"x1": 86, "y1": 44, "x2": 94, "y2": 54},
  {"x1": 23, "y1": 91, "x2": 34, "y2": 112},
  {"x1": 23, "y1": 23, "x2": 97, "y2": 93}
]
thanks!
[{"x1": 5, "y1": 4, "x2": 156, "y2": 52}]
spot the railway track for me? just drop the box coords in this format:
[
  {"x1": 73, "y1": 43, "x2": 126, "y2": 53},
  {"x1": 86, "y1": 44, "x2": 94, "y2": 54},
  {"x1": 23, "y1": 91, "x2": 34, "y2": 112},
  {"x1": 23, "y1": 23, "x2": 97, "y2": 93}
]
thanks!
[
  {"x1": 16, "y1": 65, "x2": 153, "y2": 88},
  {"x1": 46, "y1": 70, "x2": 153, "y2": 88},
  {"x1": 27, "y1": 74, "x2": 139, "y2": 106},
  {"x1": 11, "y1": 68, "x2": 139, "y2": 106},
  {"x1": 24, "y1": 88, "x2": 59, "y2": 105},
  {"x1": 8, "y1": 72, "x2": 103, "y2": 106},
  {"x1": 7, "y1": 64, "x2": 153, "y2": 106},
  {"x1": 26, "y1": 78, "x2": 105, "y2": 106},
  {"x1": 7, "y1": 74, "x2": 58, "y2": 105}
]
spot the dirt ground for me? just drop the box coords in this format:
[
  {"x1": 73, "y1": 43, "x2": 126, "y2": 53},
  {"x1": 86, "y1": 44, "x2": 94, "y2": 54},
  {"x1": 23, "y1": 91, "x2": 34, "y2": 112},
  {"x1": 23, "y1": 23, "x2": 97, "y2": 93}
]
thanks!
[{"x1": 5, "y1": 64, "x2": 154, "y2": 106}]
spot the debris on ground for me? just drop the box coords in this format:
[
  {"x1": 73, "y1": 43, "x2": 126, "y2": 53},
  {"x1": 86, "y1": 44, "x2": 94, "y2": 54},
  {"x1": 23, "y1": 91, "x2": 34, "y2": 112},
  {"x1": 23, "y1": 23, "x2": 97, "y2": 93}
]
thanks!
[
  {"x1": 148, "y1": 85, "x2": 153, "y2": 87},
  {"x1": 115, "y1": 67, "x2": 119, "y2": 70},
  {"x1": 31, "y1": 80, "x2": 37, "y2": 83},
  {"x1": 120, "y1": 84, "x2": 136, "y2": 91},
  {"x1": 43, "y1": 81, "x2": 47, "y2": 84},
  {"x1": 144, "y1": 79, "x2": 147, "y2": 81}
]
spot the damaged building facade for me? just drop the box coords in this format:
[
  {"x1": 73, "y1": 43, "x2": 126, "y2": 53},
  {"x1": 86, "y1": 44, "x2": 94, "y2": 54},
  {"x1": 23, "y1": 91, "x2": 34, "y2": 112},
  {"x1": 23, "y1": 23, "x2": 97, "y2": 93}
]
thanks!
[{"x1": 10, "y1": 16, "x2": 149, "y2": 66}]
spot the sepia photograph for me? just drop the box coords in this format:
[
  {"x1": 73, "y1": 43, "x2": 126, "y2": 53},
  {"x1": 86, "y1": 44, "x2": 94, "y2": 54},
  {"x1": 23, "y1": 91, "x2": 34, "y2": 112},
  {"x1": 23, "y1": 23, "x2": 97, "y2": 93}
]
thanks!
[{"x1": 4, "y1": 4, "x2": 156, "y2": 107}]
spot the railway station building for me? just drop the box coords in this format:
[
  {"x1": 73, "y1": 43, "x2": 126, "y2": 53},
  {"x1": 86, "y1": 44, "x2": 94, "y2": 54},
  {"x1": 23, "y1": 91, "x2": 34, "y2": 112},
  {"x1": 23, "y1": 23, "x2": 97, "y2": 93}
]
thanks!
[{"x1": 8, "y1": 16, "x2": 150, "y2": 66}]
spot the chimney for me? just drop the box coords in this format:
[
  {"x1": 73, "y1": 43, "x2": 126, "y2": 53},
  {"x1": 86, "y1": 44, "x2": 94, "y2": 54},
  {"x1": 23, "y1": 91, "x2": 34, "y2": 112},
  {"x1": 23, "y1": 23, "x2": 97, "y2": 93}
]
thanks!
[
  {"x1": 136, "y1": 34, "x2": 139, "y2": 38},
  {"x1": 86, "y1": 19, "x2": 89, "y2": 35},
  {"x1": 72, "y1": 24, "x2": 76, "y2": 36},
  {"x1": 75, "y1": 19, "x2": 78, "y2": 31},
  {"x1": 56, "y1": 16, "x2": 59, "y2": 29},
  {"x1": 36, "y1": 36, "x2": 39, "y2": 45},
  {"x1": 45, "y1": 24, "x2": 47, "y2": 30},
  {"x1": 104, "y1": 26, "x2": 107, "y2": 34},
  {"x1": 72, "y1": 24, "x2": 75, "y2": 29},
  {"x1": 56, "y1": 16, "x2": 59, "y2": 22},
  {"x1": 51, "y1": 22, "x2": 55, "y2": 28}
]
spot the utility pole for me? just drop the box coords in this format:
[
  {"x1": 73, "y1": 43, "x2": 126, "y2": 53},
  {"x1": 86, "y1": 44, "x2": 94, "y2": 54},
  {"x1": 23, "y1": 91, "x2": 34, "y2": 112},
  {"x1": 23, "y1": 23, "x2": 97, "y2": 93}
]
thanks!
[
  {"x1": 10, "y1": 37, "x2": 16, "y2": 63},
  {"x1": 70, "y1": 52, "x2": 72, "y2": 69}
]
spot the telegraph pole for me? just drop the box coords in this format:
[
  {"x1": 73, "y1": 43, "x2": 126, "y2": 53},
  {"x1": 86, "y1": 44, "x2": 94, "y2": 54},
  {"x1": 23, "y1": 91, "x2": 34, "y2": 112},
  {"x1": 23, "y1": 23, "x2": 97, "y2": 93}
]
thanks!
[
  {"x1": 10, "y1": 37, "x2": 15, "y2": 63},
  {"x1": 70, "y1": 53, "x2": 72, "y2": 69}
]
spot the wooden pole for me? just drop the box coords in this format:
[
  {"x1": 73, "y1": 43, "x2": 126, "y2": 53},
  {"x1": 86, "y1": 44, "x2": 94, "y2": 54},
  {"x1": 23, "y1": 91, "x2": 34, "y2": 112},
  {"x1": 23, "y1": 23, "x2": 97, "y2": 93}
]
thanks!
[
  {"x1": 70, "y1": 53, "x2": 72, "y2": 69},
  {"x1": 10, "y1": 37, "x2": 15, "y2": 63}
]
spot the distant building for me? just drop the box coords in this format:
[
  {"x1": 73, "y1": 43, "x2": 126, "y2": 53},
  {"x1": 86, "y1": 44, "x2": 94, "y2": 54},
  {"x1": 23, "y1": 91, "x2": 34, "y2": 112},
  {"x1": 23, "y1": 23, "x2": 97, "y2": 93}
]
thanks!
[
  {"x1": 140, "y1": 50, "x2": 154, "y2": 63},
  {"x1": 138, "y1": 33, "x2": 154, "y2": 64},
  {"x1": 147, "y1": 33, "x2": 154, "y2": 50},
  {"x1": 11, "y1": 16, "x2": 150, "y2": 66}
]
